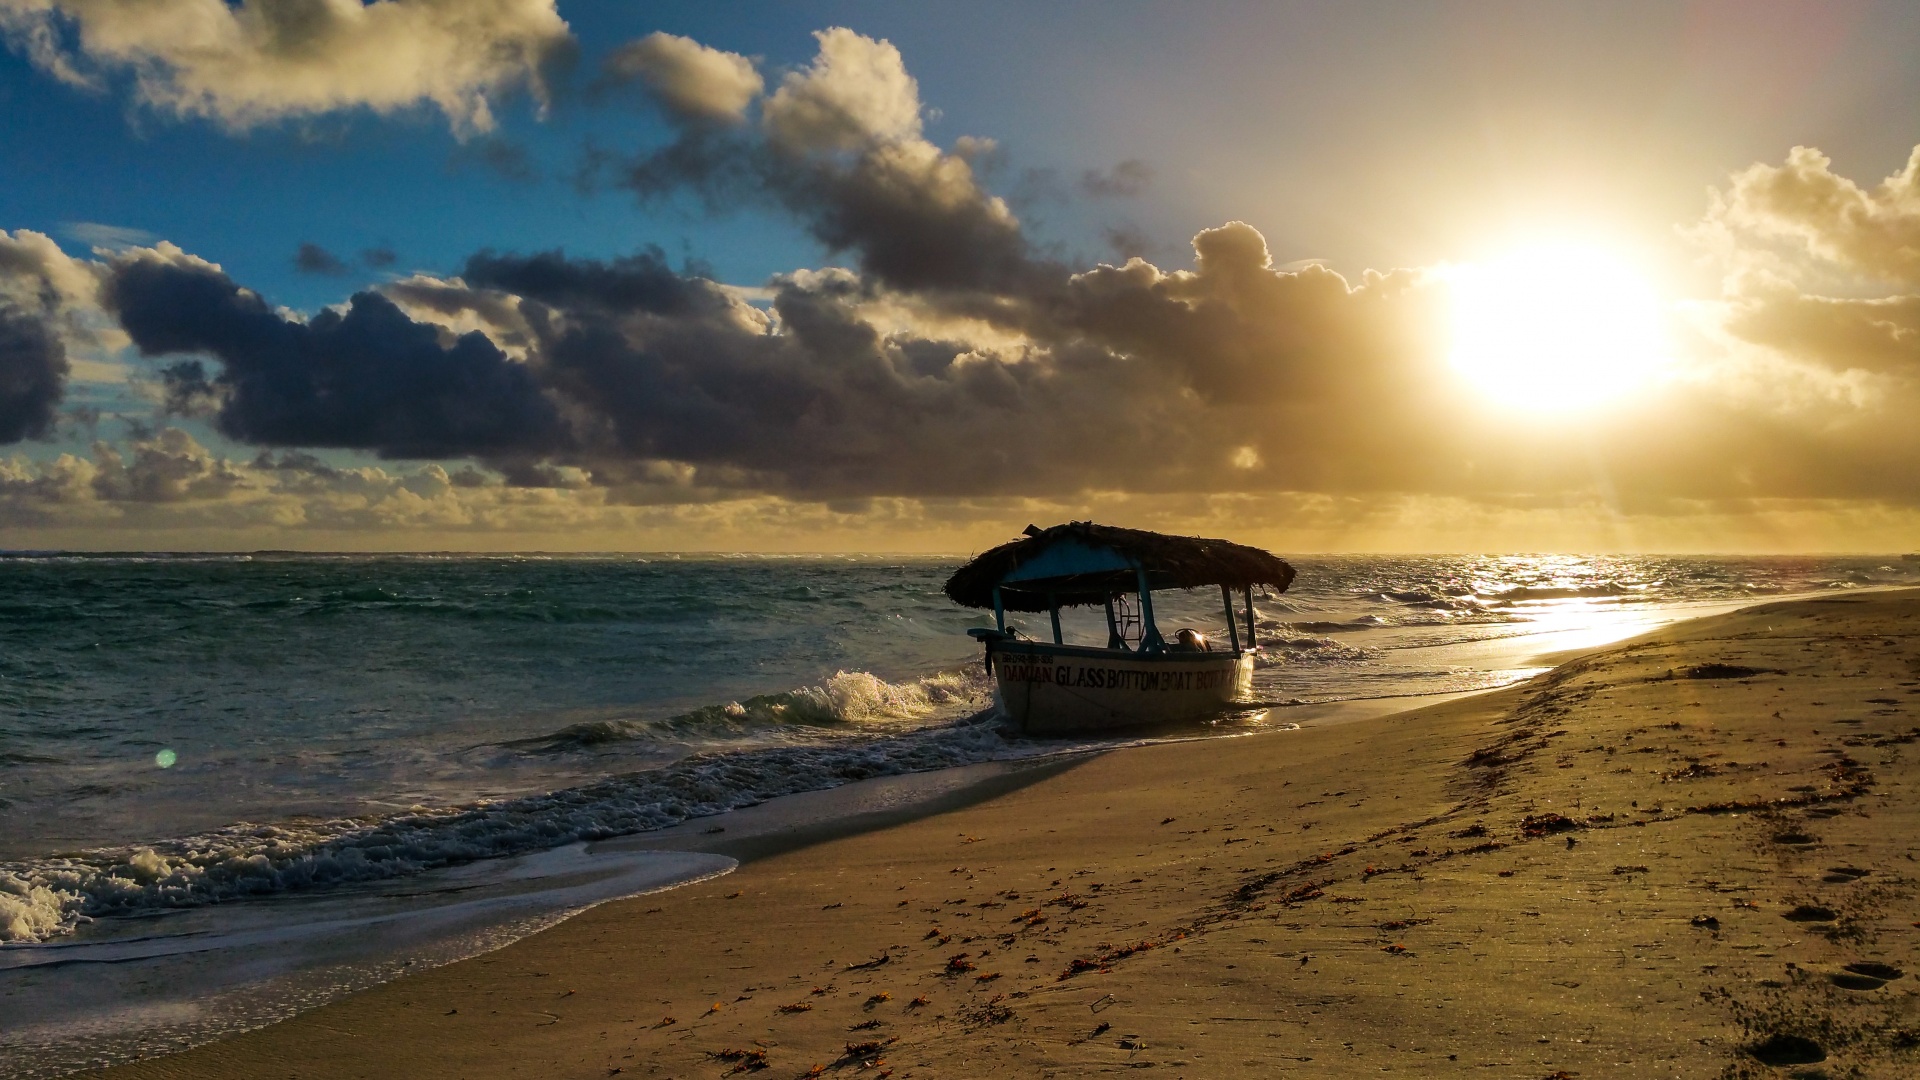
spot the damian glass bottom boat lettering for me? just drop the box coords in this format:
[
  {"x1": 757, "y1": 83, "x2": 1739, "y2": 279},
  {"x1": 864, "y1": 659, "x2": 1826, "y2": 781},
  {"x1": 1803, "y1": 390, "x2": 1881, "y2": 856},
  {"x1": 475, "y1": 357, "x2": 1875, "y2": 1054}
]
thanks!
[
  {"x1": 1000, "y1": 656, "x2": 1241, "y2": 692},
  {"x1": 944, "y1": 522, "x2": 1296, "y2": 735}
]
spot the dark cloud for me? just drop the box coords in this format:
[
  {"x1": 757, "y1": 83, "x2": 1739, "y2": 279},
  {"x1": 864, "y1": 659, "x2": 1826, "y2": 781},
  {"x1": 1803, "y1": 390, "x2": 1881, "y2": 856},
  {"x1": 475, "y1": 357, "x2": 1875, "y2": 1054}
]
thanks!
[
  {"x1": 461, "y1": 246, "x2": 730, "y2": 317},
  {"x1": 0, "y1": 304, "x2": 68, "y2": 443},
  {"x1": 453, "y1": 137, "x2": 537, "y2": 184},
  {"x1": 1102, "y1": 224, "x2": 1157, "y2": 261},
  {"x1": 42, "y1": 21, "x2": 1920, "y2": 523},
  {"x1": 1080, "y1": 159, "x2": 1152, "y2": 198},
  {"x1": 431, "y1": 223, "x2": 1920, "y2": 508},
  {"x1": 293, "y1": 242, "x2": 348, "y2": 275},
  {"x1": 104, "y1": 254, "x2": 569, "y2": 460},
  {"x1": 379, "y1": 227, "x2": 1462, "y2": 502},
  {"x1": 361, "y1": 246, "x2": 398, "y2": 269}
]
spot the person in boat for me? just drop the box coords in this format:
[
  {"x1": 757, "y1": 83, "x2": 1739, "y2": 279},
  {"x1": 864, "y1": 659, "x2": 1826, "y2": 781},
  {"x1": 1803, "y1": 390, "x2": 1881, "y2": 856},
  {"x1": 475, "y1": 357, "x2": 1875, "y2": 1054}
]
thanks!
[{"x1": 1171, "y1": 627, "x2": 1211, "y2": 653}]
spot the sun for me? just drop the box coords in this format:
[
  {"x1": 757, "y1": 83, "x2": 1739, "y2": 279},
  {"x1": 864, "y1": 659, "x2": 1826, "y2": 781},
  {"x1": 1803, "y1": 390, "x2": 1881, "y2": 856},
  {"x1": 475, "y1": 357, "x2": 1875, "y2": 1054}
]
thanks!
[{"x1": 1448, "y1": 243, "x2": 1670, "y2": 411}]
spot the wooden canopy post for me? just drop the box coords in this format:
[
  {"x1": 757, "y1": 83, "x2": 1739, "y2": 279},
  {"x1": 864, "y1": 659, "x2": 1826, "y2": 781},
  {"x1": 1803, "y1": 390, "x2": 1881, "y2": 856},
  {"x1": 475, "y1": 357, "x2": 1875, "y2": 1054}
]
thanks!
[
  {"x1": 1220, "y1": 584, "x2": 1240, "y2": 653},
  {"x1": 1244, "y1": 587, "x2": 1257, "y2": 649},
  {"x1": 1048, "y1": 591, "x2": 1063, "y2": 645},
  {"x1": 993, "y1": 586, "x2": 1006, "y2": 633},
  {"x1": 1104, "y1": 595, "x2": 1124, "y2": 649}
]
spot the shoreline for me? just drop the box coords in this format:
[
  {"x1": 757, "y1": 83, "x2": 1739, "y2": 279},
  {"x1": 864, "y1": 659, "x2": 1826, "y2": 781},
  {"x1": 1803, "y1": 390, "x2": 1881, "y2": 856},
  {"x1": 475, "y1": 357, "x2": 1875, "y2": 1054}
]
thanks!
[{"x1": 69, "y1": 589, "x2": 1920, "y2": 1077}]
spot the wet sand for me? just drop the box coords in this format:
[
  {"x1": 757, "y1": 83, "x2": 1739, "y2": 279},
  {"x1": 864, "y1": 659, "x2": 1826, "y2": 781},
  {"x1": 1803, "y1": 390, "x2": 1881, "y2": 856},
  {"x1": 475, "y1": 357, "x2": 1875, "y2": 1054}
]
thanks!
[{"x1": 93, "y1": 590, "x2": 1920, "y2": 1078}]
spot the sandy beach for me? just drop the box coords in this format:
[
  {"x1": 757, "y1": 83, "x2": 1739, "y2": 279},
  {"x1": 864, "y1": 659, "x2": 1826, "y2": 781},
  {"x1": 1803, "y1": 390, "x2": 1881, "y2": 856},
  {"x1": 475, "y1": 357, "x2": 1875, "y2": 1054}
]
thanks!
[{"x1": 88, "y1": 589, "x2": 1920, "y2": 1079}]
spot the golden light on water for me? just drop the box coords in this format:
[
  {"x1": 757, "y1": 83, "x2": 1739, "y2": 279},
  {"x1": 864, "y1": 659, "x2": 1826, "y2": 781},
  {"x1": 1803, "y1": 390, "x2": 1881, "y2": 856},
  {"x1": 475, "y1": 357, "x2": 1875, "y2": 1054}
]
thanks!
[{"x1": 1448, "y1": 244, "x2": 1670, "y2": 412}]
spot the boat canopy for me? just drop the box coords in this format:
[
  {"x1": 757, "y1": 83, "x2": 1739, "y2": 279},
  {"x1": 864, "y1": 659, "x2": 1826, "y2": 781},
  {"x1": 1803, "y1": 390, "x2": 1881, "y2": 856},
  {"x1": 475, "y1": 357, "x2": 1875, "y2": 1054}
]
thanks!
[{"x1": 944, "y1": 522, "x2": 1296, "y2": 613}]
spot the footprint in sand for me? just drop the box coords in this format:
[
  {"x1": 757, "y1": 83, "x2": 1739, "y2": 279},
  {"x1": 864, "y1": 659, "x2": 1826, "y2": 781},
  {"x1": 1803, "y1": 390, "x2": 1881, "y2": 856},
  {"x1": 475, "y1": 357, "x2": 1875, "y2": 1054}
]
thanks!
[
  {"x1": 1830, "y1": 961, "x2": 1905, "y2": 991},
  {"x1": 1747, "y1": 1033, "x2": 1826, "y2": 1066},
  {"x1": 1771, "y1": 831, "x2": 1819, "y2": 846},
  {"x1": 1822, "y1": 866, "x2": 1871, "y2": 884},
  {"x1": 1782, "y1": 904, "x2": 1838, "y2": 922}
]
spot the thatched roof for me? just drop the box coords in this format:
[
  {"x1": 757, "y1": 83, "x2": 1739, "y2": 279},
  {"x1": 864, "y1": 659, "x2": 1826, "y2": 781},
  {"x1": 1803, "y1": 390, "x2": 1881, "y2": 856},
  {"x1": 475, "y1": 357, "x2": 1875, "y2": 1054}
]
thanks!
[{"x1": 944, "y1": 522, "x2": 1296, "y2": 612}]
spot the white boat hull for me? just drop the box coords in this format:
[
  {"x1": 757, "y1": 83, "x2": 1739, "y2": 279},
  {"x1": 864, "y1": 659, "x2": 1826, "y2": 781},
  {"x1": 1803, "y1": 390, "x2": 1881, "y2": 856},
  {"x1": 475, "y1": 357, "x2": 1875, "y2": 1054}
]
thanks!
[{"x1": 986, "y1": 640, "x2": 1254, "y2": 735}]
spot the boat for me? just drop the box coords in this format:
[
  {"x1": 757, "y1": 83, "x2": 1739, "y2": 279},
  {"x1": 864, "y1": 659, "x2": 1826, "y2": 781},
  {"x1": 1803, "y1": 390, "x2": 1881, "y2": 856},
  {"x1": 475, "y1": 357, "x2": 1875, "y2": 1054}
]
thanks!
[{"x1": 944, "y1": 522, "x2": 1296, "y2": 735}]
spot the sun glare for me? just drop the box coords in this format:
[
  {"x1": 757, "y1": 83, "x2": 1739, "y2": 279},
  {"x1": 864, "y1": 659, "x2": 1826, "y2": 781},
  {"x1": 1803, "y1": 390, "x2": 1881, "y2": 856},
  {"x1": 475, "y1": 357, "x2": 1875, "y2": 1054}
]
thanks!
[{"x1": 1448, "y1": 244, "x2": 1670, "y2": 412}]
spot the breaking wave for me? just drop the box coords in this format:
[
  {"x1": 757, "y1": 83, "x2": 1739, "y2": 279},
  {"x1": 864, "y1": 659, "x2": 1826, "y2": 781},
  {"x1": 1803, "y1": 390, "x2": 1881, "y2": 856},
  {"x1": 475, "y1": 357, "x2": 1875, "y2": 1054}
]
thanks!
[
  {"x1": 1252, "y1": 636, "x2": 1378, "y2": 666},
  {"x1": 507, "y1": 669, "x2": 987, "y2": 752},
  {"x1": 0, "y1": 668, "x2": 1001, "y2": 945}
]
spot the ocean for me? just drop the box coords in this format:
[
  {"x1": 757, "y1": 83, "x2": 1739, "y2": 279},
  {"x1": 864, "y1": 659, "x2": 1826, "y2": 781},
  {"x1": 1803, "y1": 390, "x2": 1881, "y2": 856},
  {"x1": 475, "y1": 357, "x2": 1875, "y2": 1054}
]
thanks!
[{"x1": 1, "y1": 551, "x2": 1914, "y2": 1074}]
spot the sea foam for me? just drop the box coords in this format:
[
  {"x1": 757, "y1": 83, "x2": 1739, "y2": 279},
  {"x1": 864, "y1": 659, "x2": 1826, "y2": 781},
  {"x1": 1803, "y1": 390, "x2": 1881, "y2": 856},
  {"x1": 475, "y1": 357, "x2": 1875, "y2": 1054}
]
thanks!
[{"x1": 0, "y1": 667, "x2": 998, "y2": 945}]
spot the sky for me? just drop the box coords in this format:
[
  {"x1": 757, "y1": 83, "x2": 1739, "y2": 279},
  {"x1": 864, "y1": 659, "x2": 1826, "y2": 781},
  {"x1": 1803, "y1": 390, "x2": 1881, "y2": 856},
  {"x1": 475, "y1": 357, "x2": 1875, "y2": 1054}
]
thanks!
[{"x1": 4, "y1": 0, "x2": 1920, "y2": 553}]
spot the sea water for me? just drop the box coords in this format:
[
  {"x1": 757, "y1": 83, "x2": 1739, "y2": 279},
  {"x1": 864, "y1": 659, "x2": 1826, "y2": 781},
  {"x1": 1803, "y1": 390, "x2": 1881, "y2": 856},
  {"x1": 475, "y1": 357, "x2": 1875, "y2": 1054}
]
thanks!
[{"x1": 1, "y1": 552, "x2": 1914, "y2": 1073}]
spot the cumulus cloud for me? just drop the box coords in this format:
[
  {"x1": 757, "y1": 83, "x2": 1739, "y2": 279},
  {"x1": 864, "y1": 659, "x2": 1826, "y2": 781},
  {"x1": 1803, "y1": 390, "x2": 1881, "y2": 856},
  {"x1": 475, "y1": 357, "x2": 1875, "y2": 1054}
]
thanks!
[
  {"x1": 103, "y1": 244, "x2": 569, "y2": 458},
  {"x1": 602, "y1": 31, "x2": 761, "y2": 125},
  {"x1": 0, "y1": 427, "x2": 788, "y2": 543},
  {"x1": 0, "y1": 303, "x2": 67, "y2": 442},
  {"x1": 1694, "y1": 145, "x2": 1920, "y2": 401},
  {"x1": 1703, "y1": 144, "x2": 1920, "y2": 288},
  {"x1": 0, "y1": 228, "x2": 101, "y2": 314},
  {"x1": 89, "y1": 425, "x2": 246, "y2": 501},
  {"x1": 336, "y1": 228, "x2": 1476, "y2": 501},
  {"x1": 761, "y1": 27, "x2": 922, "y2": 151},
  {"x1": 0, "y1": 0, "x2": 573, "y2": 135},
  {"x1": 58, "y1": 194, "x2": 1920, "y2": 518},
  {"x1": 18, "y1": 31, "x2": 1920, "y2": 544},
  {"x1": 0, "y1": 228, "x2": 104, "y2": 442},
  {"x1": 609, "y1": 27, "x2": 1034, "y2": 295}
]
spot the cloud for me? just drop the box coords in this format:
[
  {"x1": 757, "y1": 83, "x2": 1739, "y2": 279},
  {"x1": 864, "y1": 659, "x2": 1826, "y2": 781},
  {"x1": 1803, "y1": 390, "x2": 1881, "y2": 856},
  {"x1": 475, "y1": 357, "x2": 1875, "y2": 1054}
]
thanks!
[
  {"x1": 12, "y1": 431, "x2": 1920, "y2": 554},
  {"x1": 89, "y1": 425, "x2": 246, "y2": 501},
  {"x1": 450, "y1": 136, "x2": 539, "y2": 183},
  {"x1": 611, "y1": 28, "x2": 1034, "y2": 295},
  {"x1": 358, "y1": 229, "x2": 1464, "y2": 501},
  {"x1": 361, "y1": 246, "x2": 397, "y2": 269},
  {"x1": 1080, "y1": 159, "x2": 1152, "y2": 198},
  {"x1": 761, "y1": 27, "x2": 921, "y2": 152},
  {"x1": 0, "y1": 303, "x2": 67, "y2": 442},
  {"x1": 1721, "y1": 291, "x2": 1920, "y2": 376},
  {"x1": 103, "y1": 245, "x2": 570, "y2": 458},
  {"x1": 64, "y1": 208, "x2": 1920, "y2": 517},
  {"x1": 0, "y1": 228, "x2": 103, "y2": 442},
  {"x1": 18, "y1": 27, "x2": 1920, "y2": 545},
  {"x1": 601, "y1": 31, "x2": 761, "y2": 126},
  {"x1": 0, "y1": 428, "x2": 757, "y2": 542},
  {"x1": 61, "y1": 221, "x2": 156, "y2": 248},
  {"x1": 1693, "y1": 144, "x2": 1920, "y2": 406},
  {"x1": 1704, "y1": 144, "x2": 1920, "y2": 288},
  {"x1": 0, "y1": 228, "x2": 102, "y2": 314},
  {"x1": 0, "y1": 0, "x2": 574, "y2": 136},
  {"x1": 293, "y1": 242, "x2": 347, "y2": 275},
  {"x1": 1101, "y1": 224, "x2": 1157, "y2": 261}
]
